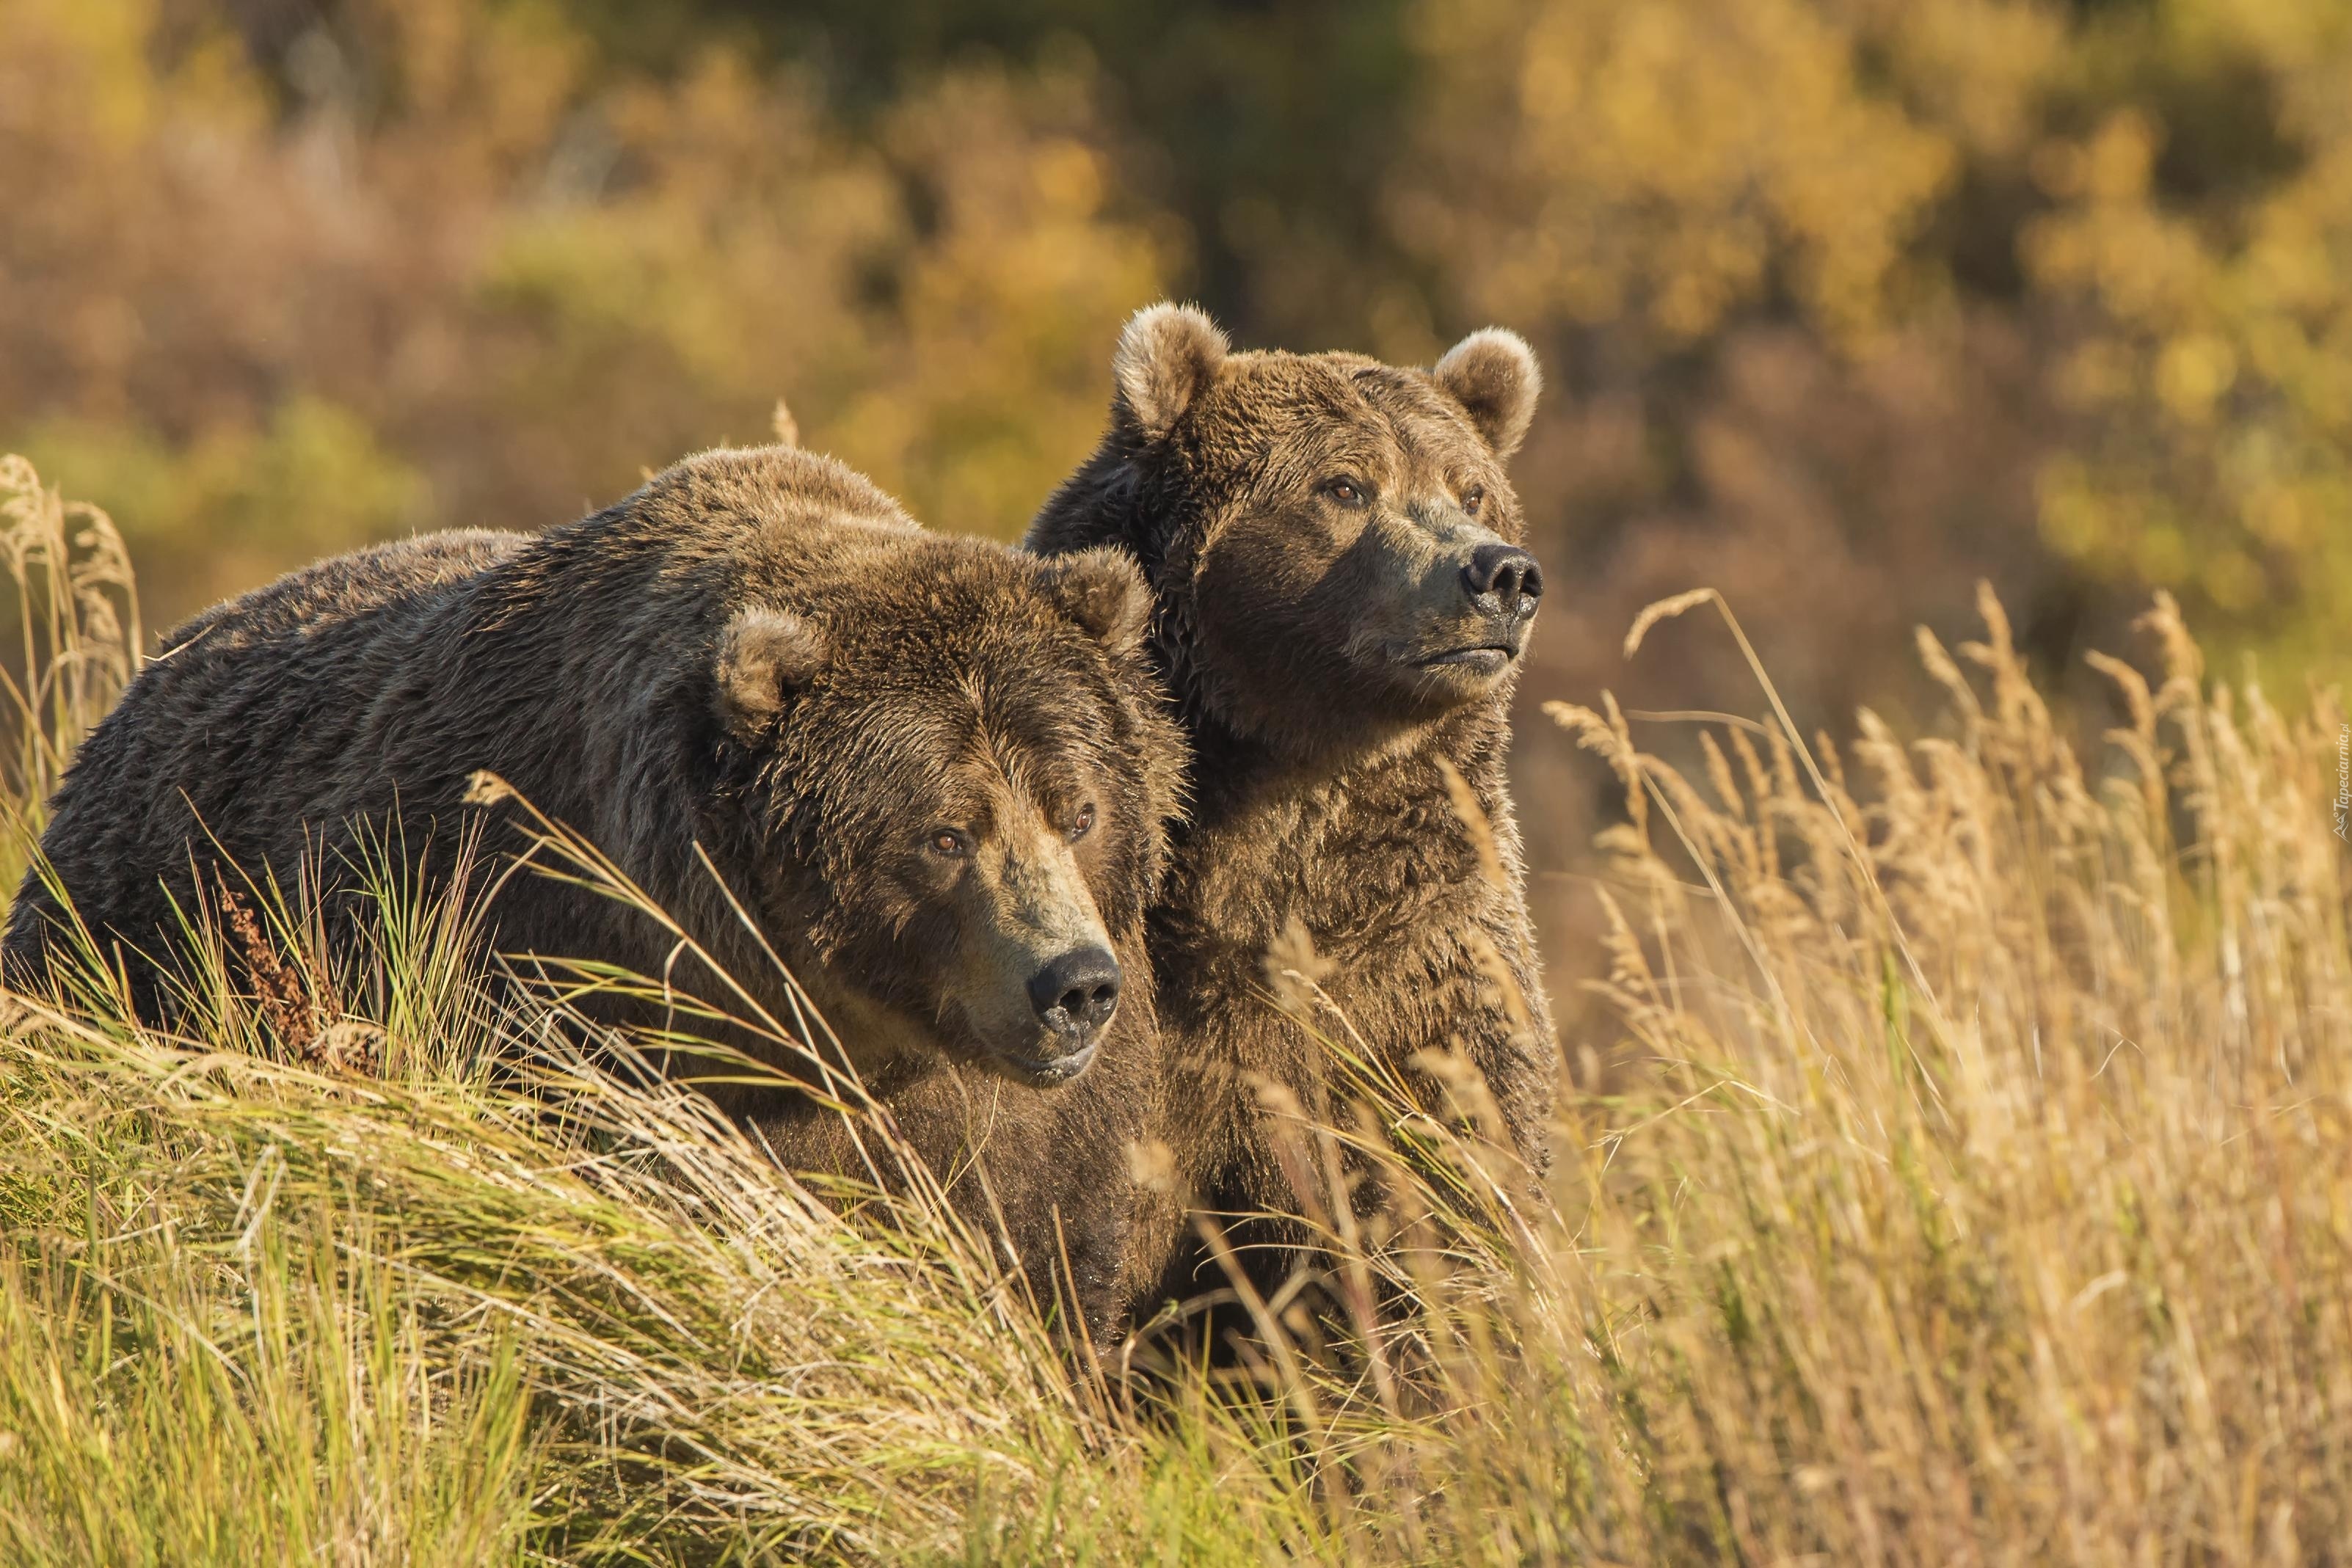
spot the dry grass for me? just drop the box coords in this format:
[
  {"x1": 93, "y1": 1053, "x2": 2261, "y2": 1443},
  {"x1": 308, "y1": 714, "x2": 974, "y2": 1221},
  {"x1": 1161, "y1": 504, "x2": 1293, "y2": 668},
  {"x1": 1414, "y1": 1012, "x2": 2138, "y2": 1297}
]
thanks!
[
  {"x1": 0, "y1": 456, "x2": 2347, "y2": 1563},
  {"x1": 1522, "y1": 583, "x2": 2352, "y2": 1560},
  {"x1": 0, "y1": 456, "x2": 136, "y2": 873}
]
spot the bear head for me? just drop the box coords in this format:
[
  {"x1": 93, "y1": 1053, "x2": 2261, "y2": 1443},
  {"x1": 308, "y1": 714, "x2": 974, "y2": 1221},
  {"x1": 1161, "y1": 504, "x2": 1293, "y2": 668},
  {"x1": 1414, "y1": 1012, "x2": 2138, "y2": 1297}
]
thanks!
[
  {"x1": 706, "y1": 521, "x2": 1180, "y2": 1087},
  {"x1": 1030, "y1": 302, "x2": 1545, "y2": 762}
]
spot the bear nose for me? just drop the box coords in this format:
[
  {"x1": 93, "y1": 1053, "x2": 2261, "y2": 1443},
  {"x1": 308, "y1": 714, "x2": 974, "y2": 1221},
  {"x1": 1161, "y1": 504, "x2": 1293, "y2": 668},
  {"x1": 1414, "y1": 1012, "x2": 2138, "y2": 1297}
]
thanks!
[
  {"x1": 1463, "y1": 543, "x2": 1543, "y2": 613},
  {"x1": 1028, "y1": 945, "x2": 1121, "y2": 1040}
]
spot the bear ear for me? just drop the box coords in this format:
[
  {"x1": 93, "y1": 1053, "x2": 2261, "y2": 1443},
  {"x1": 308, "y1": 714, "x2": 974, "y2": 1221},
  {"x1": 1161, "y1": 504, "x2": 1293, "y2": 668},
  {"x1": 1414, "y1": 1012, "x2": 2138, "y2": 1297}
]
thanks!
[
  {"x1": 1112, "y1": 302, "x2": 1230, "y2": 441},
  {"x1": 716, "y1": 607, "x2": 828, "y2": 736},
  {"x1": 1042, "y1": 547, "x2": 1154, "y2": 657},
  {"x1": 1432, "y1": 327, "x2": 1543, "y2": 459}
]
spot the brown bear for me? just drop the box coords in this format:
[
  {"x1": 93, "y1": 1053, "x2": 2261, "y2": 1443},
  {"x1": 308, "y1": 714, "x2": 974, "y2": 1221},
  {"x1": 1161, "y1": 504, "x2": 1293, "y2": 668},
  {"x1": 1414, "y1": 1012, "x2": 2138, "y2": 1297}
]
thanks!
[
  {"x1": 1028, "y1": 303, "x2": 1557, "y2": 1317},
  {"x1": 6, "y1": 444, "x2": 1186, "y2": 1338}
]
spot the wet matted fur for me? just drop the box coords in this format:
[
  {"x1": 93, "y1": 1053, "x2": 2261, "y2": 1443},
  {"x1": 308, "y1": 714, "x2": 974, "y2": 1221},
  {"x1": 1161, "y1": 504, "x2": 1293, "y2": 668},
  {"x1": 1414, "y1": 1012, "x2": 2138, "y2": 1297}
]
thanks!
[{"x1": 7, "y1": 444, "x2": 1188, "y2": 1337}]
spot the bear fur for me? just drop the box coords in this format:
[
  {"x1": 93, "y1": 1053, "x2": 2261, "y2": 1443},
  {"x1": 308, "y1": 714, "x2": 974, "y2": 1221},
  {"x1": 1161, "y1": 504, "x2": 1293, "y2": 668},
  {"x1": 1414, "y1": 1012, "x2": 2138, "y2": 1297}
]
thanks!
[
  {"x1": 1029, "y1": 304, "x2": 1557, "y2": 1315},
  {"x1": 7, "y1": 444, "x2": 1187, "y2": 1338}
]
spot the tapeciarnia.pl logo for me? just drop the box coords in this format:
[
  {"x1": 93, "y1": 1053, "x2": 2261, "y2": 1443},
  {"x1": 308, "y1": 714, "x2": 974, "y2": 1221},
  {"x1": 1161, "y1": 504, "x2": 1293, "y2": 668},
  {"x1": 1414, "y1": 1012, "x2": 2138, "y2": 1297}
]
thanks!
[{"x1": 2337, "y1": 723, "x2": 2350, "y2": 841}]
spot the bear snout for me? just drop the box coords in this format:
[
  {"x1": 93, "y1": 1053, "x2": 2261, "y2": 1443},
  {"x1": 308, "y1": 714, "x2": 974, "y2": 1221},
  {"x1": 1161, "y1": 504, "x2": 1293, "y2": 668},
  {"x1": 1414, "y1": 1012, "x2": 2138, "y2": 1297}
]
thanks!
[
  {"x1": 1027, "y1": 944, "x2": 1122, "y2": 1042},
  {"x1": 1461, "y1": 542, "x2": 1543, "y2": 614}
]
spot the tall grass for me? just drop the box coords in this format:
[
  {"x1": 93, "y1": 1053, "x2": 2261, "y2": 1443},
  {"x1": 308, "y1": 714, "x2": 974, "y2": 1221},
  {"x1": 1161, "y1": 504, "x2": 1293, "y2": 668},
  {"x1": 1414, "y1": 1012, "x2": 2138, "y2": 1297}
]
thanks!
[
  {"x1": 0, "y1": 456, "x2": 138, "y2": 884},
  {"x1": 0, "y1": 456, "x2": 2345, "y2": 1563}
]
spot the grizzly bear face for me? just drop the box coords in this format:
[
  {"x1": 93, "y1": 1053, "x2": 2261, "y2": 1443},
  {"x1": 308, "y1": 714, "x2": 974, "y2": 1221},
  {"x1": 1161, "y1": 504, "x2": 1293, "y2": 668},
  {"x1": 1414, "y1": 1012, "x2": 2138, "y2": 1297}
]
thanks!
[
  {"x1": 709, "y1": 541, "x2": 1179, "y2": 1086},
  {"x1": 1032, "y1": 305, "x2": 1545, "y2": 762}
]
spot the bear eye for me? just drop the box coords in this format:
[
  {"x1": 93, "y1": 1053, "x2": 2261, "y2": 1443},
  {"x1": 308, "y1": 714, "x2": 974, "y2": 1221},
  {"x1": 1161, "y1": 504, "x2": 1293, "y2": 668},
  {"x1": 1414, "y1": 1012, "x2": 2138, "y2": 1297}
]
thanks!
[
  {"x1": 1324, "y1": 476, "x2": 1369, "y2": 507},
  {"x1": 1460, "y1": 484, "x2": 1487, "y2": 516},
  {"x1": 928, "y1": 828, "x2": 968, "y2": 858},
  {"x1": 1069, "y1": 803, "x2": 1097, "y2": 841}
]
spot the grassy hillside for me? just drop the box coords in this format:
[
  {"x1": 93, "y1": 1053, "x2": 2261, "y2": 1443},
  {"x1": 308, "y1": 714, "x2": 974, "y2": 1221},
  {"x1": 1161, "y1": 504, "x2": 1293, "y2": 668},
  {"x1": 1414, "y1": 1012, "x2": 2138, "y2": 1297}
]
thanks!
[{"x1": 1, "y1": 455, "x2": 2347, "y2": 1564}]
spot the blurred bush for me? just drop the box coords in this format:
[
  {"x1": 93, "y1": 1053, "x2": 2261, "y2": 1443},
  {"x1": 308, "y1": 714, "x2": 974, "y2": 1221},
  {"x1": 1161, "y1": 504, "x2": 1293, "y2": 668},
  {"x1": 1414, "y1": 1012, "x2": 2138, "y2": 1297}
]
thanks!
[
  {"x1": 1405, "y1": 0, "x2": 2352, "y2": 686},
  {"x1": 0, "y1": 0, "x2": 1170, "y2": 621}
]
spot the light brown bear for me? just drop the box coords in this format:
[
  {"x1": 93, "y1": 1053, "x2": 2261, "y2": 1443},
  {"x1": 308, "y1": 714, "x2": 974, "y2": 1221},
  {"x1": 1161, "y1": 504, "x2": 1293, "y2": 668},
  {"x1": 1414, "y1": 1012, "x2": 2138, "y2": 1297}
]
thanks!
[
  {"x1": 6, "y1": 445, "x2": 1186, "y2": 1338},
  {"x1": 1030, "y1": 304, "x2": 1557, "y2": 1317}
]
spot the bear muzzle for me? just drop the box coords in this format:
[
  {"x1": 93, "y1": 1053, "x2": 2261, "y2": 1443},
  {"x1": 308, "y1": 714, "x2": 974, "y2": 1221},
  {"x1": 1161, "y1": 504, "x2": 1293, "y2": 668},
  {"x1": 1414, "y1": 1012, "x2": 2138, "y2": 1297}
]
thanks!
[
  {"x1": 980, "y1": 943, "x2": 1119, "y2": 1084},
  {"x1": 1402, "y1": 540, "x2": 1543, "y2": 678},
  {"x1": 1027, "y1": 944, "x2": 1121, "y2": 1039}
]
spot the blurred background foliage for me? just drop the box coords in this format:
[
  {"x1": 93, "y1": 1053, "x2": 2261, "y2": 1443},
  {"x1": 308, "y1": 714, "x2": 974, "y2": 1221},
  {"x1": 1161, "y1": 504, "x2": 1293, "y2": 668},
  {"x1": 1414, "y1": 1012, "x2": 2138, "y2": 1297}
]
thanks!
[{"x1": 4, "y1": 0, "x2": 2348, "y2": 991}]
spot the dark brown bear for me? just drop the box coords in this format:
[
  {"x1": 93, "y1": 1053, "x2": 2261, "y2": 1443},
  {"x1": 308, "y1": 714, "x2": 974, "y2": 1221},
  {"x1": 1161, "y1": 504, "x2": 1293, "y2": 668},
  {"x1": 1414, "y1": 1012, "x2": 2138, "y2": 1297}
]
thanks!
[
  {"x1": 1029, "y1": 303, "x2": 1557, "y2": 1315},
  {"x1": 7, "y1": 444, "x2": 1185, "y2": 1338}
]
